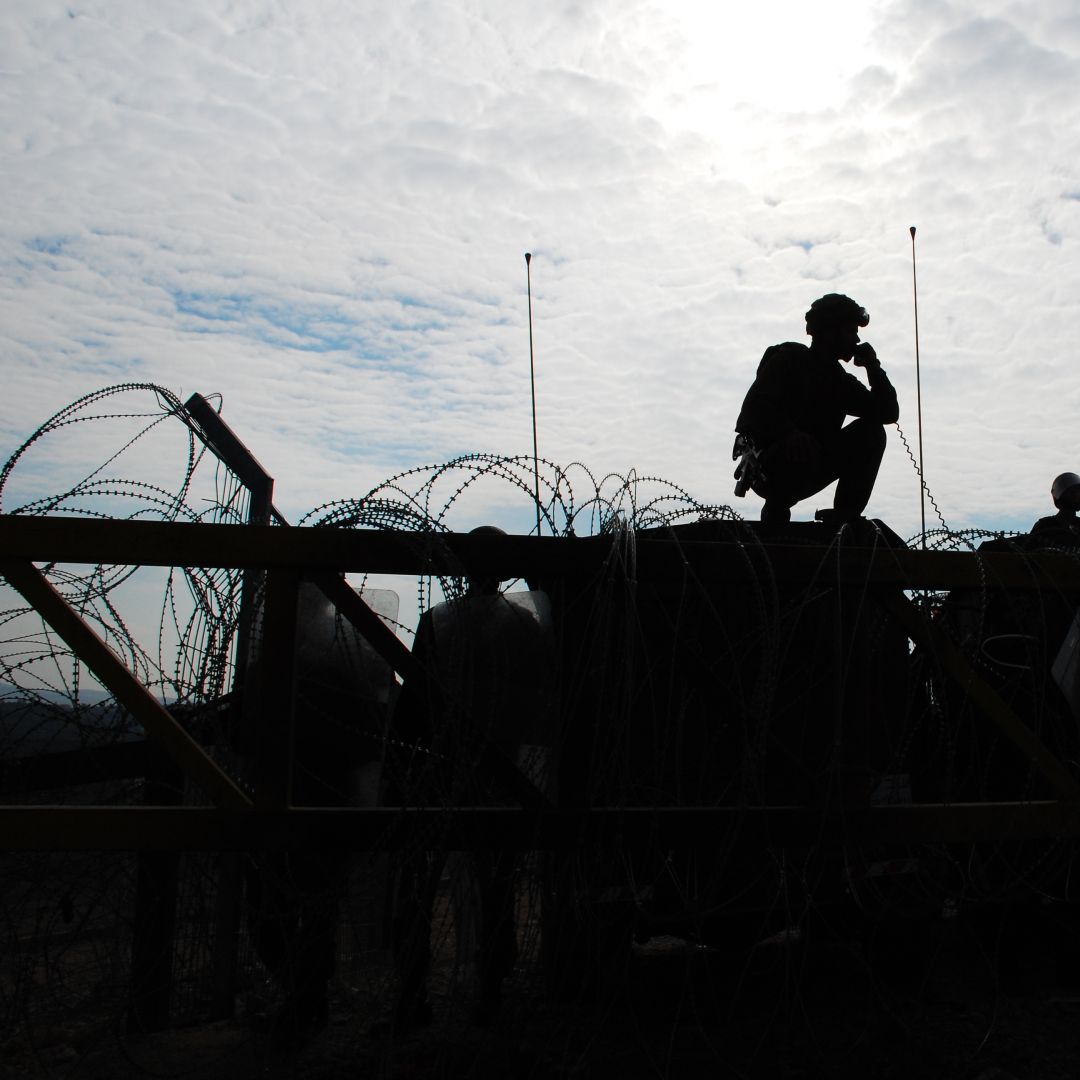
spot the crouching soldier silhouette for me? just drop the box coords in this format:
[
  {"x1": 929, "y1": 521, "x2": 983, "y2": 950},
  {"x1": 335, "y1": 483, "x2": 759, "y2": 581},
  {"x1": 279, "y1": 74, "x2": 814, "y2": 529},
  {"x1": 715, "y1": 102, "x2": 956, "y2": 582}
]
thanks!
[
  {"x1": 733, "y1": 293, "x2": 899, "y2": 527},
  {"x1": 385, "y1": 526, "x2": 554, "y2": 1030}
]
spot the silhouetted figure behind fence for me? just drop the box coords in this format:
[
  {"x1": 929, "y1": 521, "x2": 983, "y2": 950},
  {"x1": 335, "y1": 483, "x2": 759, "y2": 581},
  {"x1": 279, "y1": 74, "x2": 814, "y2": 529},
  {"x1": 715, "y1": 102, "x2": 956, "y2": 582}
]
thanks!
[
  {"x1": 1032, "y1": 471, "x2": 1080, "y2": 541},
  {"x1": 733, "y1": 293, "x2": 899, "y2": 527},
  {"x1": 386, "y1": 526, "x2": 554, "y2": 1031}
]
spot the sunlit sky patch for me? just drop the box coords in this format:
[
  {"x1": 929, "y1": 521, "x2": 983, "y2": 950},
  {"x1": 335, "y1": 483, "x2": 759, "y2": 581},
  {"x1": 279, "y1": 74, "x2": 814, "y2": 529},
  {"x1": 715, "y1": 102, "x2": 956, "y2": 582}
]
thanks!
[{"x1": 652, "y1": 0, "x2": 878, "y2": 125}]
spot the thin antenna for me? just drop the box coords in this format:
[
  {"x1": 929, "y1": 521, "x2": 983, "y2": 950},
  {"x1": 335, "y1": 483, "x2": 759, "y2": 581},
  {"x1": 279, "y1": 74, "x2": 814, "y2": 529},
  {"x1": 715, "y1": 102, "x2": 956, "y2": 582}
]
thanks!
[
  {"x1": 910, "y1": 226, "x2": 927, "y2": 548},
  {"x1": 525, "y1": 252, "x2": 542, "y2": 536}
]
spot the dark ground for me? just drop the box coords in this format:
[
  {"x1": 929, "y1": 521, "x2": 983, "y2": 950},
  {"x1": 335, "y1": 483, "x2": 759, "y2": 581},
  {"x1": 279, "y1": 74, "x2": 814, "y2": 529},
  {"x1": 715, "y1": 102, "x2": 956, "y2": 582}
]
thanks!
[{"x1": 6, "y1": 906, "x2": 1080, "y2": 1080}]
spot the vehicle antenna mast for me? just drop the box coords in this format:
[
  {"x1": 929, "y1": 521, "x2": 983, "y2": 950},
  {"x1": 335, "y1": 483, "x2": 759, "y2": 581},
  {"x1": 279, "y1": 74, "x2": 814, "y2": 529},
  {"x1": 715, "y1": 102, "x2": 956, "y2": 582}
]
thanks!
[
  {"x1": 910, "y1": 226, "x2": 927, "y2": 548},
  {"x1": 525, "y1": 252, "x2": 542, "y2": 536}
]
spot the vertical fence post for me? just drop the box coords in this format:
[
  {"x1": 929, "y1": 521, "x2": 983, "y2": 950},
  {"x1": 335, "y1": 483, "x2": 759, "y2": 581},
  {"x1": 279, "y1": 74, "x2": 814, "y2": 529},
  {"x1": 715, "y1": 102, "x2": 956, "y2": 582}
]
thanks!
[
  {"x1": 208, "y1": 565, "x2": 300, "y2": 1018},
  {"x1": 255, "y1": 567, "x2": 300, "y2": 811},
  {"x1": 128, "y1": 749, "x2": 184, "y2": 1033},
  {"x1": 184, "y1": 392, "x2": 279, "y2": 1020}
]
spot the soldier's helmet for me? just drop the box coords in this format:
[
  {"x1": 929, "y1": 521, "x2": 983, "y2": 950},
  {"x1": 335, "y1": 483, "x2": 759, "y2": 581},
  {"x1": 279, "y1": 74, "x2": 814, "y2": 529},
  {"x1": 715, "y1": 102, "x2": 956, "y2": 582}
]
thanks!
[
  {"x1": 1051, "y1": 472, "x2": 1080, "y2": 509},
  {"x1": 805, "y1": 294, "x2": 869, "y2": 335}
]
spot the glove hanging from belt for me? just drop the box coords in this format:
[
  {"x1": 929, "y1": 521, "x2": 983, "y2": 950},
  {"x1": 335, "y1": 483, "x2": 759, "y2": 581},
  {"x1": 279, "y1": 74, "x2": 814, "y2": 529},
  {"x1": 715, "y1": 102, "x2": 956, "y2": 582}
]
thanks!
[{"x1": 732, "y1": 434, "x2": 764, "y2": 498}]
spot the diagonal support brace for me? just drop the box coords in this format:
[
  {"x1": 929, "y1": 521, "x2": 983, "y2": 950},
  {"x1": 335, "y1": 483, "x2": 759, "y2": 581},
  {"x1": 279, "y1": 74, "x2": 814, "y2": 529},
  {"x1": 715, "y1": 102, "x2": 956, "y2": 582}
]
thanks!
[
  {"x1": 878, "y1": 588, "x2": 1080, "y2": 803},
  {"x1": 1, "y1": 558, "x2": 252, "y2": 810}
]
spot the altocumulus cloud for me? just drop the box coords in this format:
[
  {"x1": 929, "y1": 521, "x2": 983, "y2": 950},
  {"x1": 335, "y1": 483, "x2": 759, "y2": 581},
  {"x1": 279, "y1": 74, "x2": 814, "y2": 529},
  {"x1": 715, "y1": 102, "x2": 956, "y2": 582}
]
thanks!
[{"x1": 1, "y1": 0, "x2": 1079, "y2": 534}]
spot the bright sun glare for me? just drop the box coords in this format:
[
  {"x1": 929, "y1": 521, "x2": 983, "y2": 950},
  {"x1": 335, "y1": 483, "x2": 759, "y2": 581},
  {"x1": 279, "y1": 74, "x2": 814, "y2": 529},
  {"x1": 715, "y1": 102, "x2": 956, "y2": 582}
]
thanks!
[{"x1": 649, "y1": 0, "x2": 878, "y2": 130}]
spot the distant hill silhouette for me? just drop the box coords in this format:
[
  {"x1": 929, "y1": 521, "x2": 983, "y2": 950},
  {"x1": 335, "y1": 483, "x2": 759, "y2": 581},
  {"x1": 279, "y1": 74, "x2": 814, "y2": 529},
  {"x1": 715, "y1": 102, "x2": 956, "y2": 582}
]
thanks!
[{"x1": 0, "y1": 694, "x2": 141, "y2": 758}]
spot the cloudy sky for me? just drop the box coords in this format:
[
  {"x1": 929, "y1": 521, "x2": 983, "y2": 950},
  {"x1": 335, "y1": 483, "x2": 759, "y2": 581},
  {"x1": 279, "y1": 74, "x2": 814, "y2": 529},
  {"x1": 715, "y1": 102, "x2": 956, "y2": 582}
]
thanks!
[{"x1": 3, "y1": 0, "x2": 1080, "y2": 540}]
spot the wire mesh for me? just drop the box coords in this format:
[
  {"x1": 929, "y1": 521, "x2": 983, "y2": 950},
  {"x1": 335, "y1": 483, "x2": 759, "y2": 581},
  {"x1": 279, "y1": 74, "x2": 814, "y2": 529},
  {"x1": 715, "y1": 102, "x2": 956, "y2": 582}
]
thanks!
[{"x1": 2, "y1": 385, "x2": 1080, "y2": 1077}]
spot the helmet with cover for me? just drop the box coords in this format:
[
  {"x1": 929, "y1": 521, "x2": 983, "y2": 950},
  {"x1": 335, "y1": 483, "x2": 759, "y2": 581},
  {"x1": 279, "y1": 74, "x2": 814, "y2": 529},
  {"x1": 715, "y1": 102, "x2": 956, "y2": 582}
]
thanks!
[
  {"x1": 805, "y1": 293, "x2": 869, "y2": 336},
  {"x1": 1051, "y1": 472, "x2": 1080, "y2": 510}
]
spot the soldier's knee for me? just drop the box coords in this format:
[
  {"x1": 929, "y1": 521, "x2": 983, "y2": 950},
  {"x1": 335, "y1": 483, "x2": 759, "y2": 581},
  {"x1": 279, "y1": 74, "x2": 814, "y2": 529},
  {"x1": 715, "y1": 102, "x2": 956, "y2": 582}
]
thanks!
[
  {"x1": 870, "y1": 421, "x2": 886, "y2": 454},
  {"x1": 846, "y1": 417, "x2": 886, "y2": 455}
]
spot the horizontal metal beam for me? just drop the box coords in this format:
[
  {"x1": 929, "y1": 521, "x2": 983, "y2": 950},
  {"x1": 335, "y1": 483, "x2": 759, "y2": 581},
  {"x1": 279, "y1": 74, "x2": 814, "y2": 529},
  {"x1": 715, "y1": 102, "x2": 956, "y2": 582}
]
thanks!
[
  {"x1": 3, "y1": 515, "x2": 1080, "y2": 590},
  {"x1": 3, "y1": 802, "x2": 1080, "y2": 851}
]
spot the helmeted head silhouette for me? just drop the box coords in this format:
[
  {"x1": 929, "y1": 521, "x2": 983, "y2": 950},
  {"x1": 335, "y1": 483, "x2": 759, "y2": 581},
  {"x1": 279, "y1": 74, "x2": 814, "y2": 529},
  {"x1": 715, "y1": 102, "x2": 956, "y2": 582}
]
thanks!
[
  {"x1": 467, "y1": 525, "x2": 508, "y2": 595},
  {"x1": 1051, "y1": 472, "x2": 1080, "y2": 510},
  {"x1": 805, "y1": 294, "x2": 870, "y2": 336}
]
